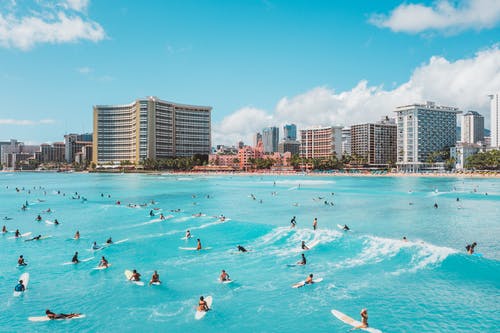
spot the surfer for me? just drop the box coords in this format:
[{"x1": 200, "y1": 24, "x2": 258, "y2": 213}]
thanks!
[
  {"x1": 185, "y1": 230, "x2": 192, "y2": 239},
  {"x1": 160, "y1": 213, "x2": 165, "y2": 220},
  {"x1": 465, "y1": 242, "x2": 477, "y2": 254},
  {"x1": 290, "y1": 216, "x2": 296, "y2": 228},
  {"x1": 25, "y1": 235, "x2": 42, "y2": 241},
  {"x1": 313, "y1": 218, "x2": 317, "y2": 230},
  {"x1": 198, "y1": 296, "x2": 210, "y2": 312},
  {"x1": 14, "y1": 280, "x2": 25, "y2": 293},
  {"x1": 149, "y1": 210, "x2": 154, "y2": 217},
  {"x1": 237, "y1": 245, "x2": 247, "y2": 252},
  {"x1": 434, "y1": 203, "x2": 438, "y2": 208},
  {"x1": 92, "y1": 242, "x2": 100, "y2": 250},
  {"x1": 305, "y1": 274, "x2": 314, "y2": 285},
  {"x1": 54, "y1": 219, "x2": 59, "y2": 225},
  {"x1": 301, "y1": 241, "x2": 309, "y2": 250},
  {"x1": 354, "y1": 308, "x2": 369, "y2": 329},
  {"x1": 72, "y1": 252, "x2": 79, "y2": 264},
  {"x1": 402, "y1": 236, "x2": 408, "y2": 242},
  {"x1": 130, "y1": 269, "x2": 141, "y2": 281},
  {"x1": 149, "y1": 270, "x2": 160, "y2": 285},
  {"x1": 18, "y1": 255, "x2": 27, "y2": 266},
  {"x1": 219, "y1": 269, "x2": 230, "y2": 282},
  {"x1": 106, "y1": 237, "x2": 113, "y2": 244},
  {"x1": 2, "y1": 225, "x2": 7, "y2": 233},
  {"x1": 298, "y1": 253, "x2": 306, "y2": 265},
  {"x1": 36, "y1": 215, "x2": 42, "y2": 221},
  {"x1": 98, "y1": 256, "x2": 109, "y2": 268},
  {"x1": 196, "y1": 239, "x2": 202, "y2": 250},
  {"x1": 45, "y1": 310, "x2": 81, "y2": 320},
  {"x1": 342, "y1": 224, "x2": 350, "y2": 231},
  {"x1": 14, "y1": 229, "x2": 21, "y2": 238},
  {"x1": 74, "y1": 231, "x2": 80, "y2": 240}
]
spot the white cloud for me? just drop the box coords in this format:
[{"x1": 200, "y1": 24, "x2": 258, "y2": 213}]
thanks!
[
  {"x1": 77, "y1": 66, "x2": 92, "y2": 74},
  {"x1": 213, "y1": 45, "x2": 500, "y2": 145},
  {"x1": 0, "y1": 1, "x2": 105, "y2": 50},
  {"x1": 0, "y1": 118, "x2": 55, "y2": 125},
  {"x1": 370, "y1": 0, "x2": 500, "y2": 34}
]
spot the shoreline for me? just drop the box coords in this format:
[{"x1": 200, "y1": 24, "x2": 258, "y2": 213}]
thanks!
[{"x1": 3, "y1": 169, "x2": 499, "y2": 178}]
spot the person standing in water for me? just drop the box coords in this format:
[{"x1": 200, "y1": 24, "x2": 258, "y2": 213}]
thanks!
[
  {"x1": 313, "y1": 218, "x2": 317, "y2": 230},
  {"x1": 290, "y1": 216, "x2": 297, "y2": 228}
]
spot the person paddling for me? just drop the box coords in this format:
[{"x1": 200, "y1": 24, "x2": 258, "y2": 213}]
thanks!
[{"x1": 45, "y1": 309, "x2": 81, "y2": 320}]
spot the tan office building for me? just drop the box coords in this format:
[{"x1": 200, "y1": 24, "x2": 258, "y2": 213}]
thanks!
[{"x1": 93, "y1": 96, "x2": 211, "y2": 164}]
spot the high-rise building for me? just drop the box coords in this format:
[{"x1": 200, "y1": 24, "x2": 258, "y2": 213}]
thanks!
[
  {"x1": 65, "y1": 133, "x2": 92, "y2": 163},
  {"x1": 262, "y1": 127, "x2": 279, "y2": 153},
  {"x1": 300, "y1": 126, "x2": 342, "y2": 159},
  {"x1": 395, "y1": 101, "x2": 461, "y2": 172},
  {"x1": 93, "y1": 96, "x2": 211, "y2": 164},
  {"x1": 351, "y1": 117, "x2": 397, "y2": 166},
  {"x1": 283, "y1": 124, "x2": 297, "y2": 141},
  {"x1": 341, "y1": 127, "x2": 351, "y2": 156},
  {"x1": 461, "y1": 111, "x2": 484, "y2": 144},
  {"x1": 278, "y1": 141, "x2": 300, "y2": 155},
  {"x1": 253, "y1": 133, "x2": 262, "y2": 147},
  {"x1": 490, "y1": 93, "x2": 500, "y2": 148},
  {"x1": 38, "y1": 142, "x2": 65, "y2": 163}
]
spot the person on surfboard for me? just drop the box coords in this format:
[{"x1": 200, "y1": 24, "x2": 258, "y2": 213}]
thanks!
[
  {"x1": 237, "y1": 245, "x2": 247, "y2": 252},
  {"x1": 198, "y1": 296, "x2": 209, "y2": 312},
  {"x1": 18, "y1": 255, "x2": 27, "y2": 266},
  {"x1": 106, "y1": 237, "x2": 113, "y2": 244},
  {"x1": 45, "y1": 309, "x2": 81, "y2": 319},
  {"x1": 290, "y1": 216, "x2": 296, "y2": 228},
  {"x1": 196, "y1": 239, "x2": 202, "y2": 250},
  {"x1": 313, "y1": 218, "x2": 317, "y2": 230},
  {"x1": 130, "y1": 269, "x2": 141, "y2": 281},
  {"x1": 74, "y1": 231, "x2": 80, "y2": 239},
  {"x1": 298, "y1": 254, "x2": 306, "y2": 265},
  {"x1": 466, "y1": 242, "x2": 477, "y2": 254},
  {"x1": 185, "y1": 230, "x2": 192, "y2": 239},
  {"x1": 219, "y1": 270, "x2": 230, "y2": 282},
  {"x1": 25, "y1": 235, "x2": 42, "y2": 241},
  {"x1": 72, "y1": 252, "x2": 79, "y2": 264},
  {"x1": 305, "y1": 274, "x2": 314, "y2": 285},
  {"x1": 14, "y1": 279, "x2": 25, "y2": 292},
  {"x1": 342, "y1": 224, "x2": 350, "y2": 231},
  {"x1": 149, "y1": 270, "x2": 160, "y2": 285},
  {"x1": 354, "y1": 308, "x2": 369, "y2": 329},
  {"x1": 99, "y1": 256, "x2": 109, "y2": 268},
  {"x1": 301, "y1": 241, "x2": 309, "y2": 250}
]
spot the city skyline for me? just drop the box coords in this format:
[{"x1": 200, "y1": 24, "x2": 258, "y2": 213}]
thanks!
[{"x1": 1, "y1": 0, "x2": 500, "y2": 146}]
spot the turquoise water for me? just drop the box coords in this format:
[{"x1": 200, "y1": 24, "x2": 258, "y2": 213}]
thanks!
[{"x1": 0, "y1": 172, "x2": 499, "y2": 333}]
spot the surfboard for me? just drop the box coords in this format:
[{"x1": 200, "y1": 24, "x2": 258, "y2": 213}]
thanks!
[
  {"x1": 124, "y1": 270, "x2": 145, "y2": 286},
  {"x1": 113, "y1": 238, "x2": 129, "y2": 245},
  {"x1": 179, "y1": 247, "x2": 212, "y2": 251},
  {"x1": 304, "y1": 240, "x2": 320, "y2": 250},
  {"x1": 287, "y1": 263, "x2": 305, "y2": 267},
  {"x1": 13, "y1": 272, "x2": 29, "y2": 297},
  {"x1": 9, "y1": 232, "x2": 31, "y2": 239},
  {"x1": 151, "y1": 281, "x2": 161, "y2": 286},
  {"x1": 337, "y1": 224, "x2": 350, "y2": 231},
  {"x1": 28, "y1": 314, "x2": 85, "y2": 322},
  {"x1": 331, "y1": 309, "x2": 382, "y2": 333},
  {"x1": 292, "y1": 277, "x2": 323, "y2": 288},
  {"x1": 180, "y1": 236, "x2": 193, "y2": 240},
  {"x1": 62, "y1": 257, "x2": 94, "y2": 265},
  {"x1": 195, "y1": 296, "x2": 213, "y2": 320}
]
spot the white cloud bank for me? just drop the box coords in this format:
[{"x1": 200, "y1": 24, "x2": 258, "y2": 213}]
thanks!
[
  {"x1": 369, "y1": 0, "x2": 500, "y2": 34},
  {"x1": 0, "y1": 0, "x2": 104, "y2": 50},
  {"x1": 213, "y1": 45, "x2": 500, "y2": 146},
  {"x1": 0, "y1": 119, "x2": 55, "y2": 125}
]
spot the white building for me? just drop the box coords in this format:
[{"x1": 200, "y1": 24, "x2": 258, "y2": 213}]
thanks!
[
  {"x1": 490, "y1": 93, "x2": 500, "y2": 148},
  {"x1": 461, "y1": 111, "x2": 484, "y2": 144},
  {"x1": 450, "y1": 143, "x2": 482, "y2": 170},
  {"x1": 341, "y1": 127, "x2": 351, "y2": 156},
  {"x1": 395, "y1": 101, "x2": 461, "y2": 172}
]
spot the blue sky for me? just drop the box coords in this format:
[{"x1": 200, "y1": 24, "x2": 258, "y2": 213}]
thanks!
[{"x1": 1, "y1": 0, "x2": 500, "y2": 145}]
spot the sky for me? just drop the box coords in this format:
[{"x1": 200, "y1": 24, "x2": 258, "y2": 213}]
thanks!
[{"x1": 1, "y1": 0, "x2": 500, "y2": 145}]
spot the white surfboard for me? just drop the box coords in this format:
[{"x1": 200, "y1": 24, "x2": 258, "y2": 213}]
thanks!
[
  {"x1": 221, "y1": 279, "x2": 233, "y2": 284},
  {"x1": 124, "y1": 270, "x2": 145, "y2": 286},
  {"x1": 13, "y1": 272, "x2": 29, "y2": 297},
  {"x1": 302, "y1": 240, "x2": 320, "y2": 250},
  {"x1": 292, "y1": 277, "x2": 323, "y2": 288},
  {"x1": 337, "y1": 224, "x2": 351, "y2": 231},
  {"x1": 28, "y1": 314, "x2": 85, "y2": 322},
  {"x1": 195, "y1": 296, "x2": 213, "y2": 320},
  {"x1": 180, "y1": 235, "x2": 193, "y2": 240},
  {"x1": 62, "y1": 257, "x2": 93, "y2": 265},
  {"x1": 9, "y1": 232, "x2": 31, "y2": 239},
  {"x1": 151, "y1": 281, "x2": 161, "y2": 286},
  {"x1": 179, "y1": 247, "x2": 212, "y2": 251},
  {"x1": 331, "y1": 309, "x2": 382, "y2": 333}
]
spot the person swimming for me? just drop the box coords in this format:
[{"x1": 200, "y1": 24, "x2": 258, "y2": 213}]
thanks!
[
  {"x1": 237, "y1": 245, "x2": 247, "y2": 252},
  {"x1": 149, "y1": 270, "x2": 160, "y2": 285}
]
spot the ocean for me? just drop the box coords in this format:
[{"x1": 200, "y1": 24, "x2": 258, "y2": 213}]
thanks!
[{"x1": 0, "y1": 172, "x2": 498, "y2": 332}]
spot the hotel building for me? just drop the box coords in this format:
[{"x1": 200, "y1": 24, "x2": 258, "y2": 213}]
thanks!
[
  {"x1": 350, "y1": 117, "x2": 397, "y2": 166},
  {"x1": 262, "y1": 127, "x2": 279, "y2": 153},
  {"x1": 490, "y1": 93, "x2": 500, "y2": 148},
  {"x1": 93, "y1": 96, "x2": 211, "y2": 164},
  {"x1": 300, "y1": 126, "x2": 342, "y2": 159},
  {"x1": 395, "y1": 101, "x2": 461, "y2": 172},
  {"x1": 461, "y1": 111, "x2": 484, "y2": 145},
  {"x1": 283, "y1": 124, "x2": 297, "y2": 141}
]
